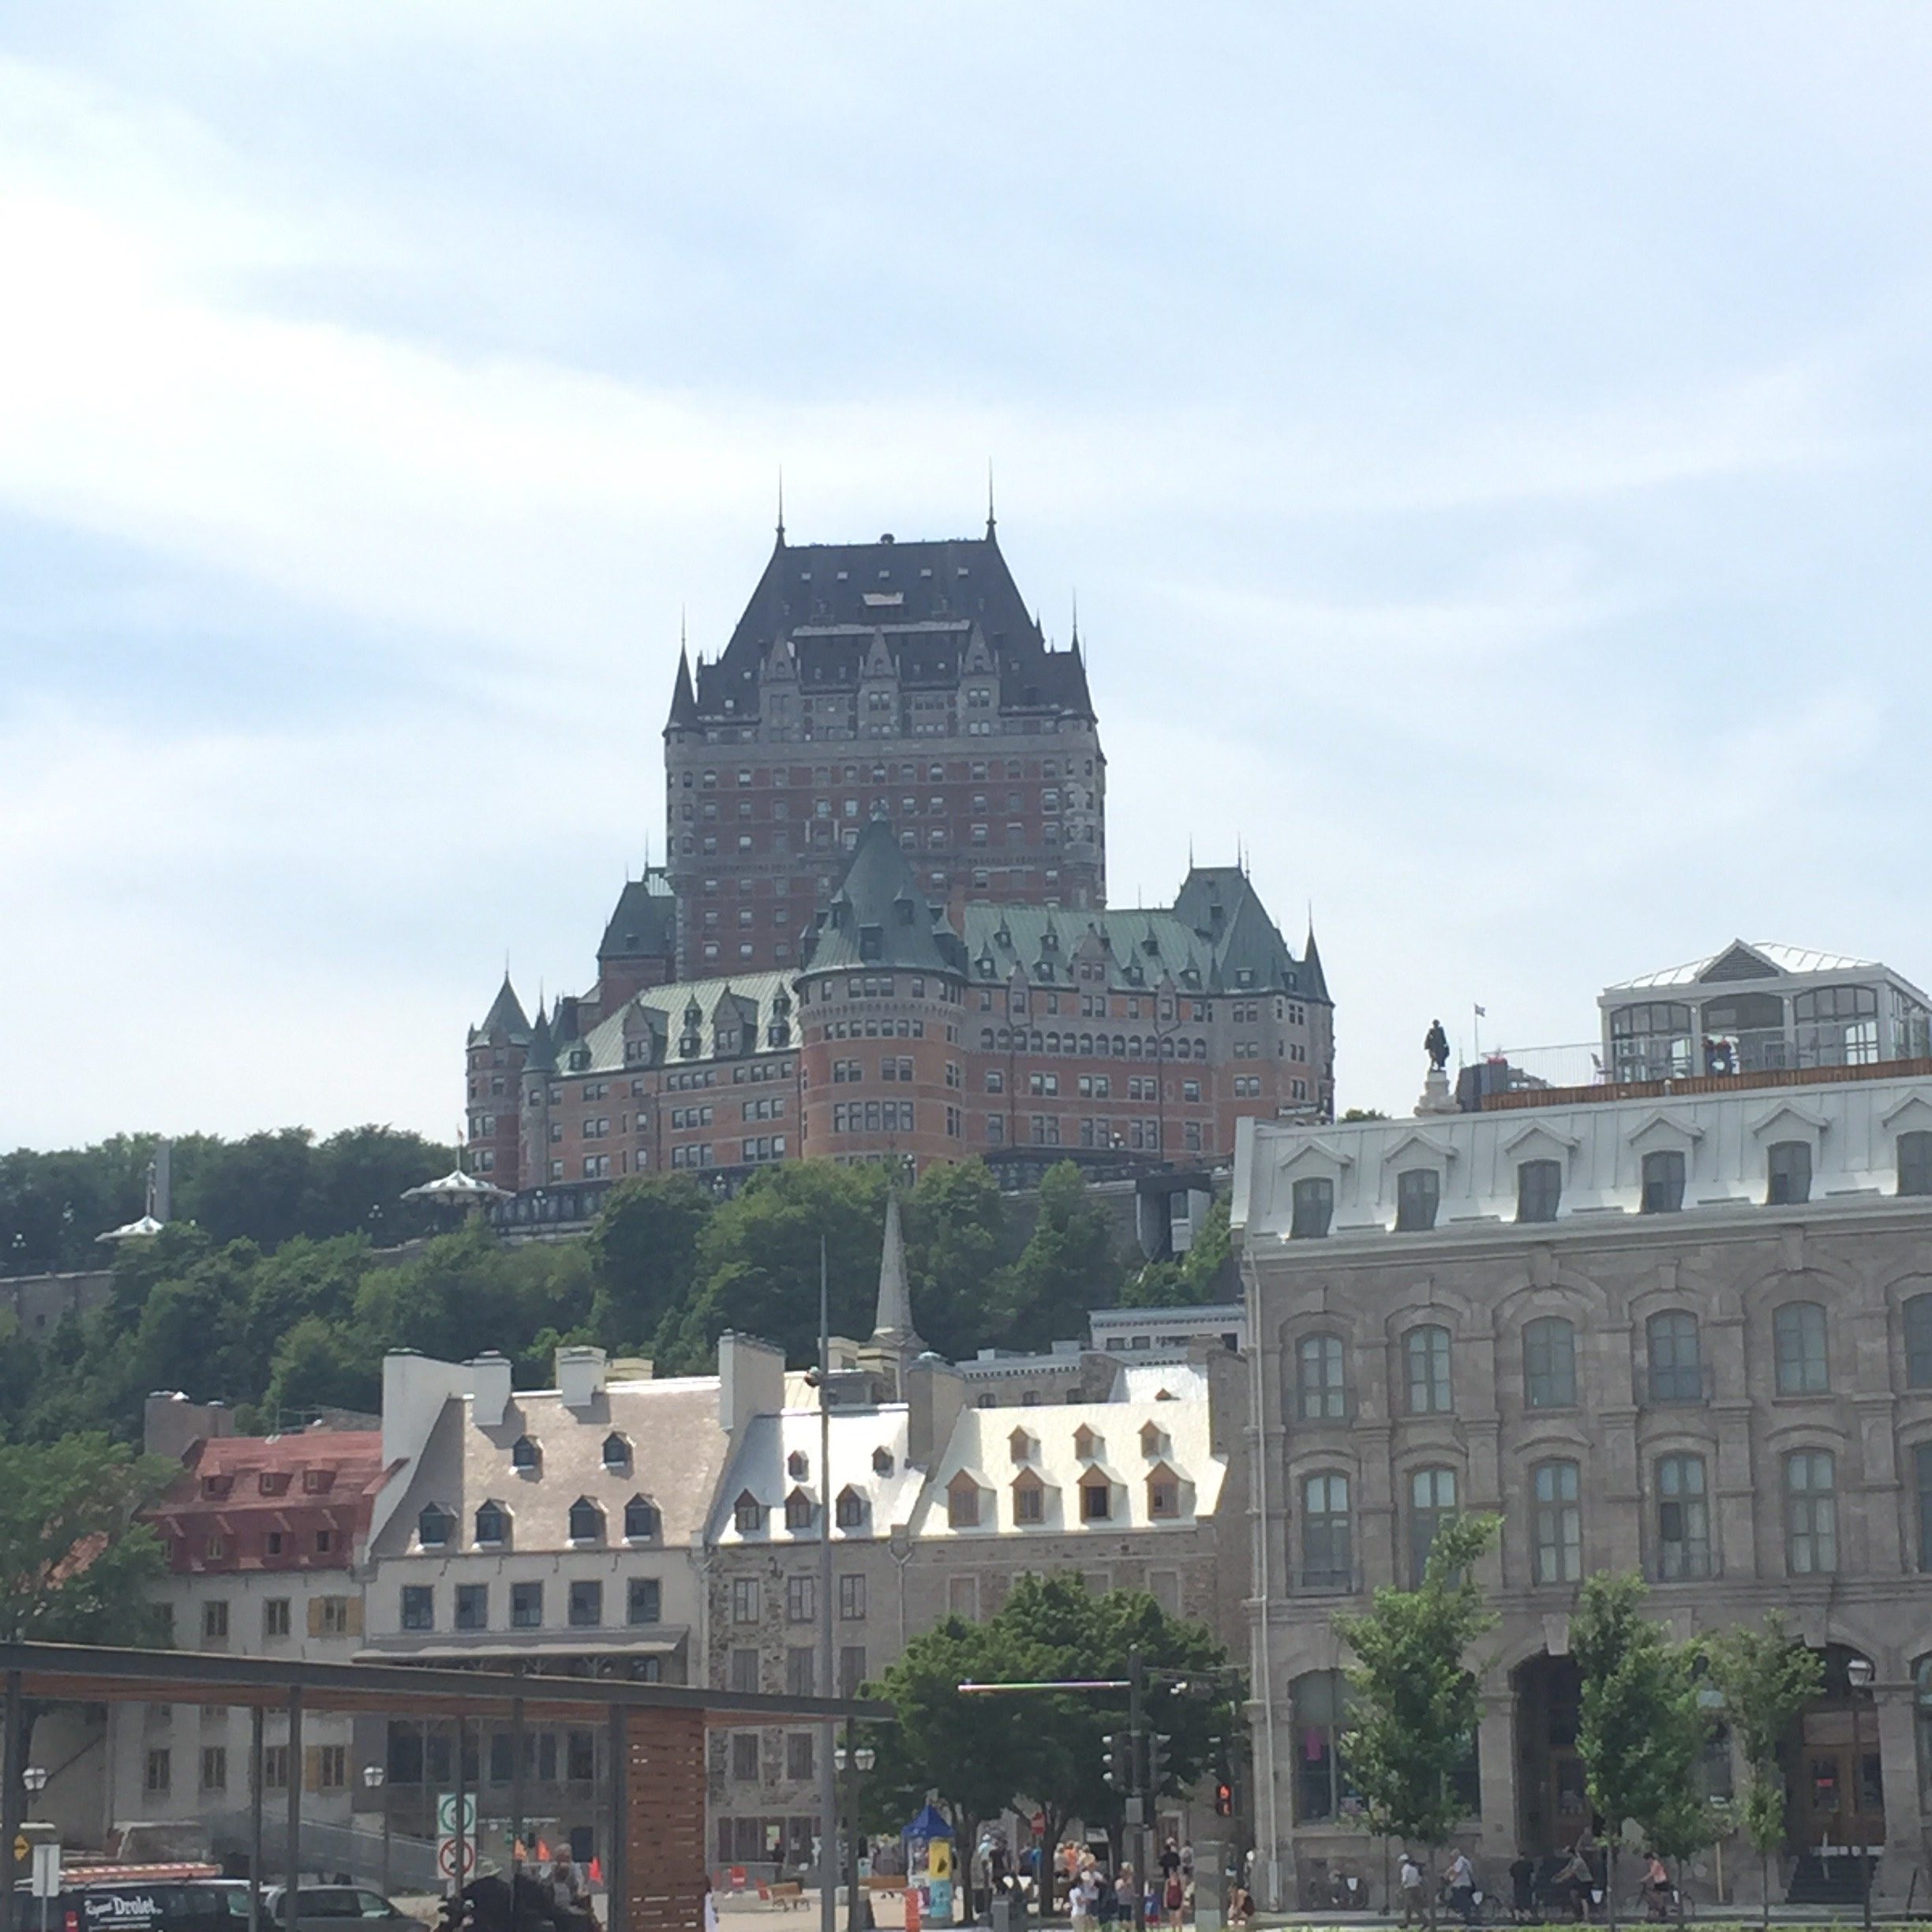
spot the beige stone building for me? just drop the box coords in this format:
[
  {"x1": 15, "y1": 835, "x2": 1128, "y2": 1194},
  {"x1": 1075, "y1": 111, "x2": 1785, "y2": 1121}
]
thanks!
[{"x1": 1234, "y1": 1052, "x2": 1932, "y2": 1912}]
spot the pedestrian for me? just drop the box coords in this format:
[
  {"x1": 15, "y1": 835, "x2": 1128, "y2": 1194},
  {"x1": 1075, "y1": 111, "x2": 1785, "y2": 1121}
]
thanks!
[
  {"x1": 1398, "y1": 1853, "x2": 1426, "y2": 1929},
  {"x1": 702, "y1": 1874, "x2": 719, "y2": 1932},
  {"x1": 1554, "y1": 1845, "x2": 1593, "y2": 1923},
  {"x1": 1443, "y1": 1848, "x2": 1477, "y2": 1927},
  {"x1": 1642, "y1": 1852, "x2": 1672, "y2": 1923},
  {"x1": 1509, "y1": 1852, "x2": 1536, "y2": 1924}
]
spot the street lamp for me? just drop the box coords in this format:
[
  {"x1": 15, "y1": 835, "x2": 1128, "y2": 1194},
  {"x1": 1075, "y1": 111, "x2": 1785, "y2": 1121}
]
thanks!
[
  {"x1": 1844, "y1": 1657, "x2": 1877, "y2": 1932},
  {"x1": 362, "y1": 1764, "x2": 391, "y2": 1899},
  {"x1": 832, "y1": 1741, "x2": 878, "y2": 1932}
]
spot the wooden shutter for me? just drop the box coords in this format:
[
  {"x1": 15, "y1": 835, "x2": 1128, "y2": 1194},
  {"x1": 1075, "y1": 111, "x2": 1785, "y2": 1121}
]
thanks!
[
  {"x1": 303, "y1": 1746, "x2": 323, "y2": 1792},
  {"x1": 343, "y1": 1597, "x2": 363, "y2": 1636},
  {"x1": 307, "y1": 1597, "x2": 325, "y2": 1638}
]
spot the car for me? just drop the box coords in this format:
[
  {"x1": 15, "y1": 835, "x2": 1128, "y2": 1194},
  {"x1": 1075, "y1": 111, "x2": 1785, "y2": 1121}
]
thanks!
[
  {"x1": 21, "y1": 1878, "x2": 241, "y2": 1932},
  {"x1": 261, "y1": 1886, "x2": 425, "y2": 1932}
]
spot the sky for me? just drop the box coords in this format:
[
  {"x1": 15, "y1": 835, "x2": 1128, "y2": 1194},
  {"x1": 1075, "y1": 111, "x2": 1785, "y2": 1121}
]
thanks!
[{"x1": 5, "y1": 2, "x2": 1932, "y2": 1150}]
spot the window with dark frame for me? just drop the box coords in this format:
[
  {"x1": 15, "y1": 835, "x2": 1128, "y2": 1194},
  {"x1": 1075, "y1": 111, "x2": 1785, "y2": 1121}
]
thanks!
[
  {"x1": 1655, "y1": 1454, "x2": 1711, "y2": 1580},
  {"x1": 1300, "y1": 1472, "x2": 1351, "y2": 1589},
  {"x1": 1524, "y1": 1316, "x2": 1578, "y2": 1409},
  {"x1": 1767, "y1": 1140, "x2": 1813, "y2": 1206},
  {"x1": 1646, "y1": 1309, "x2": 1704, "y2": 1403},
  {"x1": 1517, "y1": 1159, "x2": 1563, "y2": 1224},
  {"x1": 1395, "y1": 1167, "x2": 1440, "y2": 1232},
  {"x1": 1406, "y1": 1324, "x2": 1452, "y2": 1414},
  {"x1": 1641, "y1": 1149, "x2": 1687, "y2": 1214},
  {"x1": 1290, "y1": 1176, "x2": 1334, "y2": 1240}
]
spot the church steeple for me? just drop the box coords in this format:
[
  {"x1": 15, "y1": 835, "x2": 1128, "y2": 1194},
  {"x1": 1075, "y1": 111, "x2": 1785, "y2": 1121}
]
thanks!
[{"x1": 858, "y1": 1190, "x2": 924, "y2": 1401}]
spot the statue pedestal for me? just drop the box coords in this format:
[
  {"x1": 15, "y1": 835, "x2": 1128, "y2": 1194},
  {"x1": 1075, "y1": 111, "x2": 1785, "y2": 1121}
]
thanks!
[{"x1": 1415, "y1": 1068, "x2": 1459, "y2": 1118}]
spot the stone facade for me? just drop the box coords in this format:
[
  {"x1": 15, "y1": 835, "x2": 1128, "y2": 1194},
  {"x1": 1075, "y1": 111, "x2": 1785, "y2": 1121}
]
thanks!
[{"x1": 1234, "y1": 1065, "x2": 1932, "y2": 1912}]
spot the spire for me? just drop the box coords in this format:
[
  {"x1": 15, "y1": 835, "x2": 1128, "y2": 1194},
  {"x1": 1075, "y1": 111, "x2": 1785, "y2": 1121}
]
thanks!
[
  {"x1": 985, "y1": 462, "x2": 996, "y2": 541},
  {"x1": 477, "y1": 972, "x2": 530, "y2": 1039},
  {"x1": 667, "y1": 630, "x2": 698, "y2": 729},
  {"x1": 776, "y1": 466, "x2": 785, "y2": 547},
  {"x1": 1069, "y1": 590, "x2": 1080, "y2": 658},
  {"x1": 1301, "y1": 916, "x2": 1330, "y2": 1004},
  {"x1": 869, "y1": 1189, "x2": 919, "y2": 1360}
]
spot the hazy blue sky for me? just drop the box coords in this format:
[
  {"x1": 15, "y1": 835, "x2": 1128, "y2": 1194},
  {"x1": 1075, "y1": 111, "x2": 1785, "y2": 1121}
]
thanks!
[{"x1": 6, "y1": 2, "x2": 1932, "y2": 1148}]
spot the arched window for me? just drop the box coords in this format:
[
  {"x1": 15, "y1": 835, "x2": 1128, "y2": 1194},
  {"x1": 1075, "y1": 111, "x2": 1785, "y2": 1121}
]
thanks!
[
  {"x1": 567, "y1": 1497, "x2": 605, "y2": 1543},
  {"x1": 1524, "y1": 1317, "x2": 1578, "y2": 1409},
  {"x1": 417, "y1": 1505, "x2": 453, "y2": 1549},
  {"x1": 623, "y1": 1495, "x2": 660, "y2": 1541},
  {"x1": 474, "y1": 1500, "x2": 508, "y2": 1546},
  {"x1": 1299, "y1": 1473, "x2": 1351, "y2": 1590},
  {"x1": 1654, "y1": 1454, "x2": 1710, "y2": 1580},
  {"x1": 1409, "y1": 1466, "x2": 1458, "y2": 1586},
  {"x1": 1774, "y1": 1301, "x2": 1829, "y2": 1394},
  {"x1": 1784, "y1": 1451, "x2": 1837, "y2": 1573},
  {"x1": 1406, "y1": 1325, "x2": 1452, "y2": 1414},
  {"x1": 1291, "y1": 1671, "x2": 1353, "y2": 1822},
  {"x1": 1531, "y1": 1460, "x2": 1582, "y2": 1583},
  {"x1": 1646, "y1": 1310, "x2": 1703, "y2": 1404},
  {"x1": 1906, "y1": 1296, "x2": 1932, "y2": 1387},
  {"x1": 602, "y1": 1433, "x2": 631, "y2": 1473},
  {"x1": 511, "y1": 1435, "x2": 541, "y2": 1472},
  {"x1": 1297, "y1": 1335, "x2": 1348, "y2": 1421},
  {"x1": 1517, "y1": 1160, "x2": 1563, "y2": 1225}
]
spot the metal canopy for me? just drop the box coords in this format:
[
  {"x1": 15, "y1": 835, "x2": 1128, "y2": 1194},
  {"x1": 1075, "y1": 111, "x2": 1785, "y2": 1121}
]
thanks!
[{"x1": 0, "y1": 1639, "x2": 891, "y2": 1724}]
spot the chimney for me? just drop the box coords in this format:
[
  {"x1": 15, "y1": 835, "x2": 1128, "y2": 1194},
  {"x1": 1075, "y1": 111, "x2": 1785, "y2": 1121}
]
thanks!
[
  {"x1": 904, "y1": 1352, "x2": 966, "y2": 1470},
  {"x1": 556, "y1": 1345, "x2": 608, "y2": 1411},
  {"x1": 466, "y1": 1352, "x2": 514, "y2": 1428},
  {"x1": 717, "y1": 1331, "x2": 785, "y2": 1436},
  {"x1": 143, "y1": 1391, "x2": 234, "y2": 1462}
]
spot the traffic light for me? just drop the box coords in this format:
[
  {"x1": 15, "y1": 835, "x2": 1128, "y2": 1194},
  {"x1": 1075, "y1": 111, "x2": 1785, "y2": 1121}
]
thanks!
[
  {"x1": 1101, "y1": 1734, "x2": 1121, "y2": 1788},
  {"x1": 1215, "y1": 1781, "x2": 1234, "y2": 1818},
  {"x1": 1146, "y1": 1731, "x2": 1171, "y2": 1795}
]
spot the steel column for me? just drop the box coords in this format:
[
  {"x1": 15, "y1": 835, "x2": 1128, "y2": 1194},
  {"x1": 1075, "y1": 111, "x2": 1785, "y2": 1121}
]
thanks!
[
  {"x1": 605, "y1": 1707, "x2": 627, "y2": 1932},
  {"x1": 248, "y1": 1705, "x2": 264, "y2": 1932},
  {"x1": 285, "y1": 1688, "x2": 304, "y2": 1895},
  {"x1": 2, "y1": 1669, "x2": 24, "y2": 1932}
]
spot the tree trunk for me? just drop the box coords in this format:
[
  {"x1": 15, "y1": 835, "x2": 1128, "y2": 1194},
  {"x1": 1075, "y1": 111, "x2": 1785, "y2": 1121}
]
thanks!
[
  {"x1": 1604, "y1": 1843, "x2": 1619, "y2": 1932},
  {"x1": 1759, "y1": 1848, "x2": 1770, "y2": 1932}
]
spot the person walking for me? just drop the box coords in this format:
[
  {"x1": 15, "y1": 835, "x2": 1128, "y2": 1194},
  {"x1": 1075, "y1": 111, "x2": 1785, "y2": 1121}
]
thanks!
[
  {"x1": 1443, "y1": 1848, "x2": 1477, "y2": 1927},
  {"x1": 1399, "y1": 1854, "x2": 1426, "y2": 1929}
]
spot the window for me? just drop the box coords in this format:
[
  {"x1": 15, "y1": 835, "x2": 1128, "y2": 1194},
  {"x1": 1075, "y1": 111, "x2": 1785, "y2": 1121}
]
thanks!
[
  {"x1": 1517, "y1": 1159, "x2": 1563, "y2": 1224},
  {"x1": 947, "y1": 1477, "x2": 980, "y2": 1529},
  {"x1": 202, "y1": 1601, "x2": 229, "y2": 1642},
  {"x1": 315, "y1": 1744, "x2": 346, "y2": 1790},
  {"x1": 733, "y1": 1492, "x2": 765, "y2": 1534},
  {"x1": 1784, "y1": 1450, "x2": 1837, "y2": 1574},
  {"x1": 839, "y1": 1573, "x2": 867, "y2": 1620},
  {"x1": 568, "y1": 1580, "x2": 602, "y2": 1627},
  {"x1": 835, "y1": 1488, "x2": 864, "y2": 1530},
  {"x1": 841, "y1": 1646, "x2": 867, "y2": 1698},
  {"x1": 402, "y1": 1586, "x2": 434, "y2": 1632},
  {"x1": 145, "y1": 1748, "x2": 170, "y2": 1795},
  {"x1": 511, "y1": 1436, "x2": 541, "y2": 1472},
  {"x1": 784, "y1": 1488, "x2": 816, "y2": 1531},
  {"x1": 1406, "y1": 1325, "x2": 1452, "y2": 1414},
  {"x1": 1524, "y1": 1316, "x2": 1577, "y2": 1408},
  {"x1": 1409, "y1": 1466, "x2": 1458, "y2": 1586},
  {"x1": 1532, "y1": 1460, "x2": 1582, "y2": 1583},
  {"x1": 1774, "y1": 1301, "x2": 1829, "y2": 1394},
  {"x1": 732, "y1": 1578, "x2": 761, "y2": 1623},
  {"x1": 1646, "y1": 1310, "x2": 1703, "y2": 1403},
  {"x1": 262, "y1": 1747, "x2": 289, "y2": 1791},
  {"x1": 455, "y1": 1585, "x2": 489, "y2": 1631},
  {"x1": 1655, "y1": 1455, "x2": 1711, "y2": 1580},
  {"x1": 200, "y1": 1746, "x2": 227, "y2": 1793},
  {"x1": 786, "y1": 1732, "x2": 816, "y2": 1782},
  {"x1": 567, "y1": 1498, "x2": 605, "y2": 1542},
  {"x1": 627, "y1": 1578, "x2": 661, "y2": 1625},
  {"x1": 732, "y1": 1732, "x2": 760, "y2": 1781},
  {"x1": 1013, "y1": 1476, "x2": 1045, "y2": 1524},
  {"x1": 1290, "y1": 1176, "x2": 1334, "y2": 1240},
  {"x1": 624, "y1": 1496, "x2": 661, "y2": 1541},
  {"x1": 1297, "y1": 1335, "x2": 1348, "y2": 1421},
  {"x1": 786, "y1": 1575, "x2": 816, "y2": 1624},
  {"x1": 602, "y1": 1433, "x2": 631, "y2": 1472},
  {"x1": 1300, "y1": 1473, "x2": 1352, "y2": 1589},
  {"x1": 417, "y1": 1505, "x2": 453, "y2": 1548},
  {"x1": 785, "y1": 1647, "x2": 815, "y2": 1698},
  {"x1": 1080, "y1": 1477, "x2": 1112, "y2": 1522},
  {"x1": 729, "y1": 1648, "x2": 759, "y2": 1694},
  {"x1": 1901, "y1": 1132, "x2": 1932, "y2": 1197},
  {"x1": 263, "y1": 1599, "x2": 290, "y2": 1638},
  {"x1": 510, "y1": 1582, "x2": 543, "y2": 1628},
  {"x1": 1641, "y1": 1149, "x2": 1687, "y2": 1214},
  {"x1": 1292, "y1": 1671, "x2": 1352, "y2": 1822},
  {"x1": 474, "y1": 1501, "x2": 508, "y2": 1545},
  {"x1": 1767, "y1": 1140, "x2": 1812, "y2": 1205},
  {"x1": 1395, "y1": 1168, "x2": 1440, "y2": 1232}
]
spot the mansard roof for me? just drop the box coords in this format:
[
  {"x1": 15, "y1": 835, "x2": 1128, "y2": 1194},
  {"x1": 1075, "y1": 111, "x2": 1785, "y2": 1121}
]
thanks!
[
  {"x1": 798, "y1": 819, "x2": 970, "y2": 979},
  {"x1": 598, "y1": 873, "x2": 677, "y2": 962},
  {"x1": 687, "y1": 531, "x2": 1093, "y2": 722}
]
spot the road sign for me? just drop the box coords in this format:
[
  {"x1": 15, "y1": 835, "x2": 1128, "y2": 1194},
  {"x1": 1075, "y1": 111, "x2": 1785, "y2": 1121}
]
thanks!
[
  {"x1": 436, "y1": 1795, "x2": 477, "y2": 1837},
  {"x1": 30, "y1": 1845, "x2": 61, "y2": 1898},
  {"x1": 436, "y1": 1837, "x2": 477, "y2": 1881}
]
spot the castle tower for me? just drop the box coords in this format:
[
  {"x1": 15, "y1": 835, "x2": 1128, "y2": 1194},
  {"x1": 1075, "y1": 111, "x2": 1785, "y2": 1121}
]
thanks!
[{"x1": 856, "y1": 1192, "x2": 925, "y2": 1401}]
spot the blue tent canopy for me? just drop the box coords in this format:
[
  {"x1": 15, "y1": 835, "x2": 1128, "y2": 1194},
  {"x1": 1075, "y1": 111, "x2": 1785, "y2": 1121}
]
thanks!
[{"x1": 902, "y1": 1803, "x2": 955, "y2": 1841}]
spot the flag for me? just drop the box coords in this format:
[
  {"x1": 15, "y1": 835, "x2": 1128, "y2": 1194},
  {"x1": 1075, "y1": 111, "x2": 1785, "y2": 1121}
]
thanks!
[{"x1": 1473, "y1": 1004, "x2": 1487, "y2": 1017}]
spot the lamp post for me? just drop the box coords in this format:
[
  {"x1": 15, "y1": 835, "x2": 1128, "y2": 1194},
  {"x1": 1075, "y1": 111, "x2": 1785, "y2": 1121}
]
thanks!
[
  {"x1": 1844, "y1": 1657, "x2": 1878, "y2": 1932},
  {"x1": 361, "y1": 1764, "x2": 390, "y2": 1900},
  {"x1": 21, "y1": 1772, "x2": 49, "y2": 1932},
  {"x1": 832, "y1": 1739, "x2": 877, "y2": 1932}
]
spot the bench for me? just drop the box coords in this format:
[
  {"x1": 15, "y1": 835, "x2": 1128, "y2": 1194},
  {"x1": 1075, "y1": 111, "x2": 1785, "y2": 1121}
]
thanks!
[{"x1": 758, "y1": 1882, "x2": 807, "y2": 1909}]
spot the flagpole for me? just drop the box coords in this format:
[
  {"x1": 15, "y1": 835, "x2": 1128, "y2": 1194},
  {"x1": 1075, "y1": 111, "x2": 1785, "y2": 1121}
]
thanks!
[{"x1": 1473, "y1": 1003, "x2": 1482, "y2": 1065}]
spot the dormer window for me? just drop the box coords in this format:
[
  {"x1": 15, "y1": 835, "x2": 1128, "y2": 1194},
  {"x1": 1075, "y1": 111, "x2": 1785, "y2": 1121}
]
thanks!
[
  {"x1": 602, "y1": 1433, "x2": 631, "y2": 1473},
  {"x1": 511, "y1": 1436, "x2": 541, "y2": 1473},
  {"x1": 1140, "y1": 1422, "x2": 1167, "y2": 1459},
  {"x1": 623, "y1": 1495, "x2": 660, "y2": 1541},
  {"x1": 784, "y1": 1488, "x2": 817, "y2": 1531},
  {"x1": 474, "y1": 1500, "x2": 509, "y2": 1546},
  {"x1": 946, "y1": 1471, "x2": 983, "y2": 1530},
  {"x1": 1147, "y1": 1465, "x2": 1181, "y2": 1520},
  {"x1": 1079, "y1": 1473, "x2": 1113, "y2": 1523},
  {"x1": 301, "y1": 1470, "x2": 331, "y2": 1495},
  {"x1": 258, "y1": 1472, "x2": 289, "y2": 1496},
  {"x1": 201, "y1": 1476, "x2": 231, "y2": 1499},
  {"x1": 788, "y1": 1450, "x2": 810, "y2": 1481},
  {"x1": 567, "y1": 1497, "x2": 605, "y2": 1543},
  {"x1": 1073, "y1": 1424, "x2": 1100, "y2": 1462},
  {"x1": 835, "y1": 1487, "x2": 866, "y2": 1530},
  {"x1": 1009, "y1": 1428, "x2": 1036, "y2": 1465},
  {"x1": 417, "y1": 1505, "x2": 455, "y2": 1549},
  {"x1": 872, "y1": 1447, "x2": 895, "y2": 1476},
  {"x1": 734, "y1": 1492, "x2": 766, "y2": 1535}
]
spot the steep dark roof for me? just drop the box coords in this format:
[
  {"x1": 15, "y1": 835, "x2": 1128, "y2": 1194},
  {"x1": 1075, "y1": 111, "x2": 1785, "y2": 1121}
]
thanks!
[
  {"x1": 666, "y1": 644, "x2": 698, "y2": 730},
  {"x1": 524, "y1": 1005, "x2": 556, "y2": 1075},
  {"x1": 473, "y1": 974, "x2": 530, "y2": 1040},
  {"x1": 686, "y1": 532, "x2": 1093, "y2": 722},
  {"x1": 598, "y1": 874, "x2": 677, "y2": 962},
  {"x1": 1301, "y1": 923, "x2": 1330, "y2": 1005},
  {"x1": 798, "y1": 821, "x2": 969, "y2": 979}
]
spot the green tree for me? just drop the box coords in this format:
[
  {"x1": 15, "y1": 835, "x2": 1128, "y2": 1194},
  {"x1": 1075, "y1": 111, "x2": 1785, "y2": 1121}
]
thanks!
[
  {"x1": 1703, "y1": 1612, "x2": 1822, "y2": 1930},
  {"x1": 1571, "y1": 1573, "x2": 1711, "y2": 1926},
  {"x1": 994, "y1": 1163, "x2": 1119, "y2": 1351},
  {"x1": 587, "y1": 1175, "x2": 715, "y2": 1350},
  {"x1": 1336, "y1": 1514, "x2": 1501, "y2": 1904},
  {"x1": 903, "y1": 1159, "x2": 1009, "y2": 1359}
]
